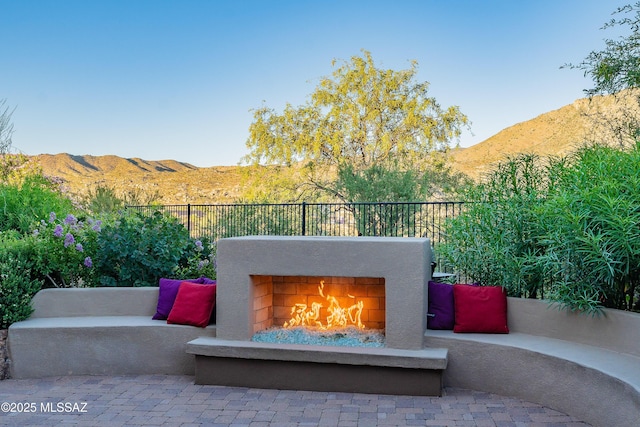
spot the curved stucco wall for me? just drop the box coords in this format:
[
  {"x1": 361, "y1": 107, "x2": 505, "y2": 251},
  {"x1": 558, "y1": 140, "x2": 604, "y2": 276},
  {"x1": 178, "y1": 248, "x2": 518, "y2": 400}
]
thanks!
[
  {"x1": 506, "y1": 297, "x2": 640, "y2": 357},
  {"x1": 425, "y1": 297, "x2": 640, "y2": 427}
]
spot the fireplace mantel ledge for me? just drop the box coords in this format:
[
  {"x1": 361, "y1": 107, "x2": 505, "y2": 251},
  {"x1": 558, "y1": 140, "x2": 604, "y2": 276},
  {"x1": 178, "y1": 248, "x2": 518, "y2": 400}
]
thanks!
[{"x1": 187, "y1": 337, "x2": 448, "y2": 370}]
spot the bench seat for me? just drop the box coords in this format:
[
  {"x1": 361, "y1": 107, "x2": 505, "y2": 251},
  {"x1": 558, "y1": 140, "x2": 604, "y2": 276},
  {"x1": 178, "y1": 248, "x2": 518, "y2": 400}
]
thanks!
[
  {"x1": 8, "y1": 288, "x2": 216, "y2": 378},
  {"x1": 424, "y1": 297, "x2": 640, "y2": 427}
]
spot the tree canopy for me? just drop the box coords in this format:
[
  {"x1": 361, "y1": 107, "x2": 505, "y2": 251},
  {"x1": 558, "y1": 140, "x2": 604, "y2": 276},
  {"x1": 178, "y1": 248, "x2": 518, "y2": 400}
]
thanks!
[
  {"x1": 0, "y1": 99, "x2": 35, "y2": 184},
  {"x1": 564, "y1": 2, "x2": 640, "y2": 147},
  {"x1": 0, "y1": 99, "x2": 15, "y2": 155},
  {"x1": 569, "y1": 3, "x2": 640, "y2": 96},
  {"x1": 242, "y1": 51, "x2": 469, "y2": 202}
]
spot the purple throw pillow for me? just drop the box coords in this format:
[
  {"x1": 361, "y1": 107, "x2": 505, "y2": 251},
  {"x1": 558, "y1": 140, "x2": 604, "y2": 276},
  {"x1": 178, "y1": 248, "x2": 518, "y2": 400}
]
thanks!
[
  {"x1": 152, "y1": 278, "x2": 201, "y2": 320},
  {"x1": 427, "y1": 281, "x2": 455, "y2": 330}
]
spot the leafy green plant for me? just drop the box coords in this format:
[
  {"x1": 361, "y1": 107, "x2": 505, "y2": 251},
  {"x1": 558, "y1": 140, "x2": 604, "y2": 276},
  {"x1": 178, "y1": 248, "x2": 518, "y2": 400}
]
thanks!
[
  {"x1": 30, "y1": 212, "x2": 100, "y2": 287},
  {"x1": 0, "y1": 234, "x2": 42, "y2": 328},
  {"x1": 173, "y1": 238, "x2": 217, "y2": 280},
  {"x1": 94, "y1": 210, "x2": 192, "y2": 287},
  {"x1": 335, "y1": 163, "x2": 424, "y2": 236},
  {"x1": 442, "y1": 144, "x2": 640, "y2": 314},
  {"x1": 82, "y1": 185, "x2": 124, "y2": 214},
  {"x1": 82, "y1": 184, "x2": 161, "y2": 214},
  {"x1": 440, "y1": 153, "x2": 550, "y2": 300},
  {"x1": 536, "y1": 143, "x2": 640, "y2": 312},
  {"x1": 0, "y1": 175, "x2": 75, "y2": 234}
]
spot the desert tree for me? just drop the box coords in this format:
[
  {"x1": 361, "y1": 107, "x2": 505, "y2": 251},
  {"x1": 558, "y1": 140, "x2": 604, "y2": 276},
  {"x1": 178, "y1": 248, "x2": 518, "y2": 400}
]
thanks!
[
  {"x1": 565, "y1": 2, "x2": 640, "y2": 146},
  {"x1": 0, "y1": 99, "x2": 15, "y2": 154},
  {"x1": 0, "y1": 99, "x2": 35, "y2": 183},
  {"x1": 0, "y1": 99, "x2": 18, "y2": 182},
  {"x1": 242, "y1": 50, "x2": 469, "y2": 204}
]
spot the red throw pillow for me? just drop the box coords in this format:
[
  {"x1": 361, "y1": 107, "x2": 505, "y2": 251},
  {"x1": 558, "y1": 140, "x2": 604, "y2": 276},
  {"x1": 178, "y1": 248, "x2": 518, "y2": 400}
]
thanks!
[
  {"x1": 152, "y1": 277, "x2": 202, "y2": 320},
  {"x1": 167, "y1": 281, "x2": 217, "y2": 328},
  {"x1": 453, "y1": 284, "x2": 509, "y2": 333}
]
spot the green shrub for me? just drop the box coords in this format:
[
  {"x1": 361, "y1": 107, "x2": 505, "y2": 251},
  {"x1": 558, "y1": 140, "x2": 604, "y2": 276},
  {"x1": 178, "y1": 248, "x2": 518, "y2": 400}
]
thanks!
[
  {"x1": 536, "y1": 143, "x2": 640, "y2": 312},
  {"x1": 442, "y1": 144, "x2": 640, "y2": 314},
  {"x1": 82, "y1": 185, "x2": 124, "y2": 214},
  {"x1": 173, "y1": 238, "x2": 217, "y2": 280},
  {"x1": 440, "y1": 153, "x2": 550, "y2": 299},
  {"x1": 0, "y1": 234, "x2": 42, "y2": 328},
  {"x1": 94, "y1": 210, "x2": 193, "y2": 286},
  {"x1": 82, "y1": 185, "x2": 162, "y2": 214},
  {"x1": 30, "y1": 212, "x2": 100, "y2": 287},
  {"x1": 0, "y1": 175, "x2": 75, "y2": 234}
]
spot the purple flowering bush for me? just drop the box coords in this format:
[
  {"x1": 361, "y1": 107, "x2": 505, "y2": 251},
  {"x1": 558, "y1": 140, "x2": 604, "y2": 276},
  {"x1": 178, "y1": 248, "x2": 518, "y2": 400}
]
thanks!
[
  {"x1": 173, "y1": 238, "x2": 217, "y2": 280},
  {"x1": 2, "y1": 203, "x2": 216, "y2": 328},
  {"x1": 31, "y1": 209, "x2": 216, "y2": 288},
  {"x1": 1, "y1": 177, "x2": 217, "y2": 327},
  {"x1": 30, "y1": 212, "x2": 101, "y2": 287},
  {"x1": 94, "y1": 210, "x2": 203, "y2": 286}
]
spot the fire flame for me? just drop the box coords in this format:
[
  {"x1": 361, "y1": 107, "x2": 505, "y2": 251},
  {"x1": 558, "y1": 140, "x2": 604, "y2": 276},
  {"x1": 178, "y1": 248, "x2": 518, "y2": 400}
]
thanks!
[{"x1": 283, "y1": 281, "x2": 365, "y2": 329}]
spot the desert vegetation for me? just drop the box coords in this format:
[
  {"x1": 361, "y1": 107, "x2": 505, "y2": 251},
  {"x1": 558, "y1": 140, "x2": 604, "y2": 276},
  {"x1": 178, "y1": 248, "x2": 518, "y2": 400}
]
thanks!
[
  {"x1": 441, "y1": 144, "x2": 640, "y2": 314},
  {"x1": 0, "y1": 108, "x2": 216, "y2": 328}
]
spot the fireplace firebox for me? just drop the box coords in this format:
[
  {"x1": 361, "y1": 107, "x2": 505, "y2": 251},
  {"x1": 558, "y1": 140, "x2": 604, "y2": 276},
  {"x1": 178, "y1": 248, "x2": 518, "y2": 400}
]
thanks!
[{"x1": 253, "y1": 275, "x2": 385, "y2": 334}]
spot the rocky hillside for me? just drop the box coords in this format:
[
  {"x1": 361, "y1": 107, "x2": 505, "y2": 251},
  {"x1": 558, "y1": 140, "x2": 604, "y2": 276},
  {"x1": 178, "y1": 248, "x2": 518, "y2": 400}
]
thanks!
[
  {"x1": 452, "y1": 91, "x2": 640, "y2": 179},
  {"x1": 35, "y1": 153, "x2": 244, "y2": 205},
  {"x1": 31, "y1": 92, "x2": 639, "y2": 204}
]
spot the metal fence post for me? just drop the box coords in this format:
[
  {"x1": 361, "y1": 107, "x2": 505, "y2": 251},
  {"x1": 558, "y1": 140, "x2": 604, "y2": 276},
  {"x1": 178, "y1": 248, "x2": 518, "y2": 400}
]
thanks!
[
  {"x1": 301, "y1": 202, "x2": 307, "y2": 236},
  {"x1": 187, "y1": 204, "x2": 191, "y2": 235}
]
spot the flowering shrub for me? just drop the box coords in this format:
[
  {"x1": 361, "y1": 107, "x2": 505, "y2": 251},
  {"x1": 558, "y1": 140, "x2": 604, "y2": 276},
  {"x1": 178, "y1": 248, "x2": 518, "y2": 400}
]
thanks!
[
  {"x1": 173, "y1": 238, "x2": 217, "y2": 280},
  {"x1": 0, "y1": 172, "x2": 222, "y2": 328},
  {"x1": 94, "y1": 210, "x2": 194, "y2": 287},
  {"x1": 29, "y1": 209, "x2": 217, "y2": 289},
  {"x1": 30, "y1": 212, "x2": 101, "y2": 287}
]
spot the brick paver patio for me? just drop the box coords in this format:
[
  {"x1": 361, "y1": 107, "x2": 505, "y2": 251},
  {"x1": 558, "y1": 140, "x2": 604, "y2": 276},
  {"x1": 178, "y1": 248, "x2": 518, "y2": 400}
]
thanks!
[{"x1": 0, "y1": 375, "x2": 589, "y2": 426}]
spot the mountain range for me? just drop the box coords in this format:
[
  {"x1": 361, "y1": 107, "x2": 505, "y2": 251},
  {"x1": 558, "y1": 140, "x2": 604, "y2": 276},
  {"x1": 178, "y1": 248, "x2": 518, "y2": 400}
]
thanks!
[{"x1": 32, "y1": 92, "x2": 637, "y2": 205}]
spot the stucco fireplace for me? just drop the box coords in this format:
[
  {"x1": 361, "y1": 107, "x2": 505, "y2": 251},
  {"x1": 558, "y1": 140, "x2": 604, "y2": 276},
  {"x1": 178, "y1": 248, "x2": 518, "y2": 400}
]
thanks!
[{"x1": 187, "y1": 236, "x2": 448, "y2": 396}]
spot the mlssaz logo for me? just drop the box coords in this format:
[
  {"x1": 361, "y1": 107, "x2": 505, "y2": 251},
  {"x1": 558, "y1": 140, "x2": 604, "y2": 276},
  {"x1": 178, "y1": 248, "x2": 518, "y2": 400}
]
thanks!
[{"x1": 40, "y1": 402, "x2": 88, "y2": 413}]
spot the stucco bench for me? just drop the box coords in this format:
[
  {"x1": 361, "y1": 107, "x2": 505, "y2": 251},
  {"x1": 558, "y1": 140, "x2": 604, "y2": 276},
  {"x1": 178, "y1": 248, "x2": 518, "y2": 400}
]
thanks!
[
  {"x1": 7, "y1": 288, "x2": 216, "y2": 378},
  {"x1": 424, "y1": 297, "x2": 640, "y2": 427}
]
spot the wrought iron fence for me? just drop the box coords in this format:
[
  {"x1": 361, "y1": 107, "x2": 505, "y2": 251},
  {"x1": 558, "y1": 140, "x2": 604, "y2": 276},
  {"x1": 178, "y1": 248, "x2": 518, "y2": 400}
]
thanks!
[{"x1": 127, "y1": 201, "x2": 464, "y2": 271}]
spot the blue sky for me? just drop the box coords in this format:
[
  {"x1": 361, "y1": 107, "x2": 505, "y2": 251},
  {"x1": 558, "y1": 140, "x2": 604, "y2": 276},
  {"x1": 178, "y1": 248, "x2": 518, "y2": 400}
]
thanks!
[{"x1": 1, "y1": 0, "x2": 629, "y2": 167}]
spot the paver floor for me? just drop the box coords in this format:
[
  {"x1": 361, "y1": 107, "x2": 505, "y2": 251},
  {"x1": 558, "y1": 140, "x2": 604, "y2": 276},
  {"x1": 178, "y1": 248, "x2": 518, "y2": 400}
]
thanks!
[{"x1": 0, "y1": 375, "x2": 590, "y2": 426}]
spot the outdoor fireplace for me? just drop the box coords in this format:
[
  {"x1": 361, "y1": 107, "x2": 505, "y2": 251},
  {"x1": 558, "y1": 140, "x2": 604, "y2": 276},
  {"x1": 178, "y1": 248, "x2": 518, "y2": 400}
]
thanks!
[
  {"x1": 216, "y1": 235, "x2": 429, "y2": 350},
  {"x1": 187, "y1": 236, "x2": 448, "y2": 396}
]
